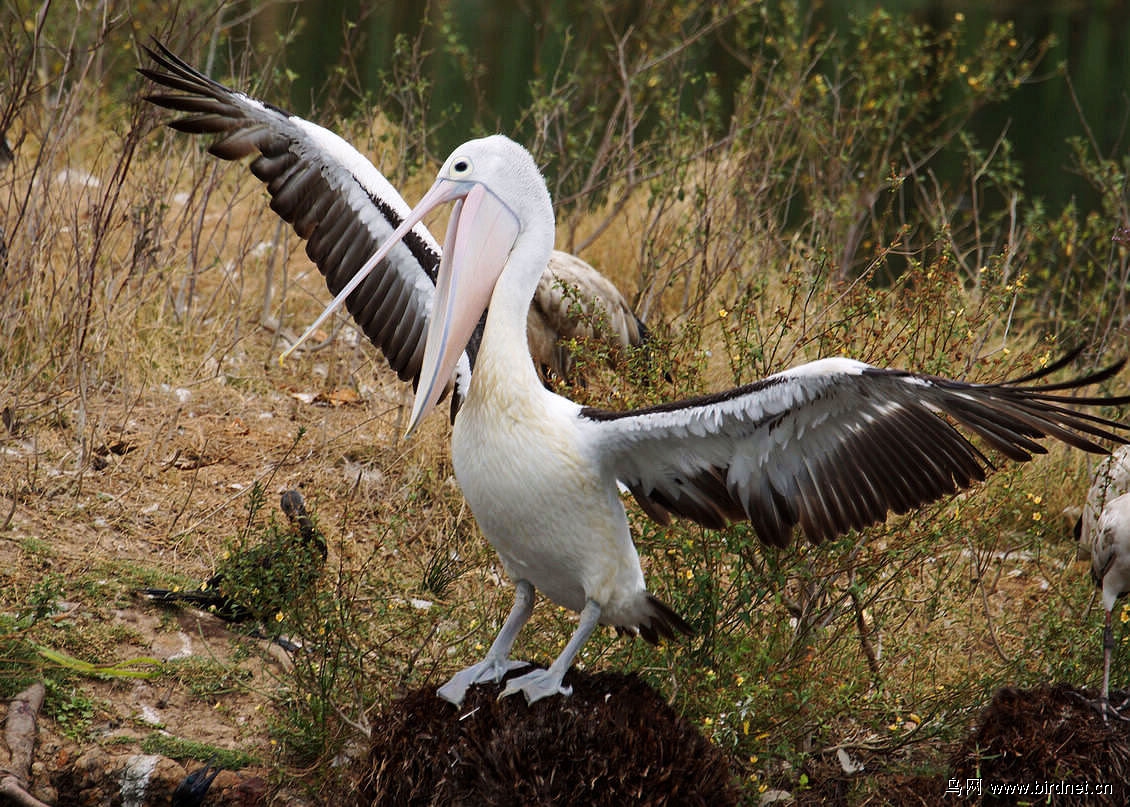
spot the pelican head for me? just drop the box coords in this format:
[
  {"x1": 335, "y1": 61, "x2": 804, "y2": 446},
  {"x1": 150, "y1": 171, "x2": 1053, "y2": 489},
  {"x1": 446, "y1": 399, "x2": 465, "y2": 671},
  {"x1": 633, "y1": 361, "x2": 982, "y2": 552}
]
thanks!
[{"x1": 285, "y1": 135, "x2": 553, "y2": 435}]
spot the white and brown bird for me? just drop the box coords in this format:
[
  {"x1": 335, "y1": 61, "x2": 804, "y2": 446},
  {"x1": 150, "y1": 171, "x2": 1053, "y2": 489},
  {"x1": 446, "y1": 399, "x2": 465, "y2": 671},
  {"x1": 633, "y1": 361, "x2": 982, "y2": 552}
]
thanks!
[
  {"x1": 143, "y1": 46, "x2": 1130, "y2": 707},
  {"x1": 1077, "y1": 445, "x2": 1130, "y2": 717},
  {"x1": 532, "y1": 251, "x2": 649, "y2": 382},
  {"x1": 1075, "y1": 444, "x2": 1130, "y2": 561},
  {"x1": 1090, "y1": 491, "x2": 1130, "y2": 717}
]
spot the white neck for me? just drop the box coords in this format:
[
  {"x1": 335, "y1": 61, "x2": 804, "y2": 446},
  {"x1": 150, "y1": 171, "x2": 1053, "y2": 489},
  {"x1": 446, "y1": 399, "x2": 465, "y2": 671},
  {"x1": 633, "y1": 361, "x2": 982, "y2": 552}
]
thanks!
[{"x1": 474, "y1": 200, "x2": 556, "y2": 396}]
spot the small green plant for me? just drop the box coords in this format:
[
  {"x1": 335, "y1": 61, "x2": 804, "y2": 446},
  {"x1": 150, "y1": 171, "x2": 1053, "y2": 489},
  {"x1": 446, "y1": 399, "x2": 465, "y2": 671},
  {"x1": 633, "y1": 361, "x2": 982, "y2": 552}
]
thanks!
[
  {"x1": 43, "y1": 679, "x2": 99, "y2": 742},
  {"x1": 420, "y1": 546, "x2": 465, "y2": 598},
  {"x1": 19, "y1": 573, "x2": 65, "y2": 627},
  {"x1": 141, "y1": 733, "x2": 258, "y2": 770}
]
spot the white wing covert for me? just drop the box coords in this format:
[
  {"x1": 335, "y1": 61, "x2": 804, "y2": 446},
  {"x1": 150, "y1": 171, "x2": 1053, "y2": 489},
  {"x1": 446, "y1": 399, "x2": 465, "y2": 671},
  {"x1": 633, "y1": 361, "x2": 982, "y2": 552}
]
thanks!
[{"x1": 581, "y1": 355, "x2": 1129, "y2": 548}]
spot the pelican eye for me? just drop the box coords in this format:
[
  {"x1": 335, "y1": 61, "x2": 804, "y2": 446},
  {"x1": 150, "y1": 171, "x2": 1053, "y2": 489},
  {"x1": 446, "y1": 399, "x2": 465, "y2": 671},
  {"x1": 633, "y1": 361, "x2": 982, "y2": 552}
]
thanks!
[{"x1": 451, "y1": 157, "x2": 472, "y2": 176}]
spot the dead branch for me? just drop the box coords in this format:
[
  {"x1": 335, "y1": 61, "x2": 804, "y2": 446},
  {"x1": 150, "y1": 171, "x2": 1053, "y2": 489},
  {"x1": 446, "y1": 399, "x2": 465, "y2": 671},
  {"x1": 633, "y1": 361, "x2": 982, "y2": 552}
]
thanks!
[{"x1": 0, "y1": 682, "x2": 50, "y2": 807}]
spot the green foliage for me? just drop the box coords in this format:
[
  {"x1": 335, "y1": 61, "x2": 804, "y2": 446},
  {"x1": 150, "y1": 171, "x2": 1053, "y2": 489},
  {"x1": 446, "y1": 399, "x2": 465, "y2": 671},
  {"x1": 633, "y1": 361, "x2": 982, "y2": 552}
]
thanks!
[
  {"x1": 42, "y1": 679, "x2": 99, "y2": 741},
  {"x1": 140, "y1": 733, "x2": 258, "y2": 769},
  {"x1": 176, "y1": 476, "x2": 327, "y2": 634},
  {"x1": 20, "y1": 574, "x2": 66, "y2": 627},
  {"x1": 264, "y1": 548, "x2": 386, "y2": 777},
  {"x1": 420, "y1": 545, "x2": 465, "y2": 599}
]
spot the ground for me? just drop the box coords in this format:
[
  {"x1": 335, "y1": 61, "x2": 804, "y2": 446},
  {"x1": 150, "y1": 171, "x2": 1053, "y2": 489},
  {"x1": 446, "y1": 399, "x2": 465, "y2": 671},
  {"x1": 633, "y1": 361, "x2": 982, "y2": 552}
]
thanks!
[{"x1": 0, "y1": 341, "x2": 440, "y2": 803}]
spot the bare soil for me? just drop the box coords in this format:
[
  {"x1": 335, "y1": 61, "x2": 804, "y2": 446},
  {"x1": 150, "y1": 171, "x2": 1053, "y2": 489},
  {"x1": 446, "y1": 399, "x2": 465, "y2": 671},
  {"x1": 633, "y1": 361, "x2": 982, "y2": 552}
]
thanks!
[{"x1": 0, "y1": 340, "x2": 436, "y2": 803}]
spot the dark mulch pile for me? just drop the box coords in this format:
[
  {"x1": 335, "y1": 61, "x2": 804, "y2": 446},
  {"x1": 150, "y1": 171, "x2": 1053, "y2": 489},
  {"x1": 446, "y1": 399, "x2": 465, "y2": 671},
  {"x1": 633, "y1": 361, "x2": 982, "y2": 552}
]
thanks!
[
  {"x1": 950, "y1": 683, "x2": 1130, "y2": 806},
  {"x1": 358, "y1": 668, "x2": 739, "y2": 806},
  {"x1": 792, "y1": 759, "x2": 942, "y2": 806},
  {"x1": 358, "y1": 678, "x2": 1130, "y2": 806}
]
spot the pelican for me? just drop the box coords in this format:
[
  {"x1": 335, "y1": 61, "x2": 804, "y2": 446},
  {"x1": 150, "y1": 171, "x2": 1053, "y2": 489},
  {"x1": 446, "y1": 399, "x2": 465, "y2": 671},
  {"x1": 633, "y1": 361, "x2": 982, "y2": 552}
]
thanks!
[
  {"x1": 141, "y1": 45, "x2": 1130, "y2": 707},
  {"x1": 532, "y1": 251, "x2": 650, "y2": 382},
  {"x1": 273, "y1": 131, "x2": 1130, "y2": 706},
  {"x1": 138, "y1": 43, "x2": 646, "y2": 403},
  {"x1": 1075, "y1": 444, "x2": 1130, "y2": 561},
  {"x1": 1091, "y1": 491, "x2": 1130, "y2": 718}
]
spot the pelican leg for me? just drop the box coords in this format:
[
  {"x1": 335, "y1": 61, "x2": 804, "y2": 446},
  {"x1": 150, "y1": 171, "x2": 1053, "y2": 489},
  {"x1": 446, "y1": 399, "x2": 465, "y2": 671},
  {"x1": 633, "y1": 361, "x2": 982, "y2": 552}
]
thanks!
[
  {"x1": 437, "y1": 579, "x2": 536, "y2": 706},
  {"x1": 500, "y1": 598, "x2": 601, "y2": 704},
  {"x1": 1102, "y1": 608, "x2": 1114, "y2": 706},
  {"x1": 1092, "y1": 608, "x2": 1130, "y2": 723}
]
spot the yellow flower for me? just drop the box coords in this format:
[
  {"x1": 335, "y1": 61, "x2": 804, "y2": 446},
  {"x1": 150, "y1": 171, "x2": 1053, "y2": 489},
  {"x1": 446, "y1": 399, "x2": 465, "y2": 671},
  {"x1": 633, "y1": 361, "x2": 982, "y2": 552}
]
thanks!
[{"x1": 718, "y1": 308, "x2": 729, "y2": 319}]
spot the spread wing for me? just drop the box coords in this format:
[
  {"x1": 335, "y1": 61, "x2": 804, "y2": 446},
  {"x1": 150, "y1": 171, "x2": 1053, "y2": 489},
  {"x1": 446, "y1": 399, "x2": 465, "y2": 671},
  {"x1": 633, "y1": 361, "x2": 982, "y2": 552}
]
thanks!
[
  {"x1": 140, "y1": 42, "x2": 471, "y2": 407},
  {"x1": 581, "y1": 353, "x2": 1130, "y2": 547}
]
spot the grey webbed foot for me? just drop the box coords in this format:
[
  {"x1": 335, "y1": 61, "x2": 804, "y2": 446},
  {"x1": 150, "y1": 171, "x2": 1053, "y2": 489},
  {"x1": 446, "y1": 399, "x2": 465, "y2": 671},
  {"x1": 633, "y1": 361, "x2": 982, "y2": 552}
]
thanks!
[
  {"x1": 437, "y1": 658, "x2": 531, "y2": 707},
  {"x1": 499, "y1": 667, "x2": 572, "y2": 704}
]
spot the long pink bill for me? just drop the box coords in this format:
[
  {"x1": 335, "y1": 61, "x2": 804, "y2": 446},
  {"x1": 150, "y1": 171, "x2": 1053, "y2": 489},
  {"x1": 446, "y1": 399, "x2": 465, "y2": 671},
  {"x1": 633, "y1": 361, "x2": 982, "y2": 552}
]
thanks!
[
  {"x1": 405, "y1": 182, "x2": 519, "y2": 435},
  {"x1": 280, "y1": 177, "x2": 519, "y2": 436}
]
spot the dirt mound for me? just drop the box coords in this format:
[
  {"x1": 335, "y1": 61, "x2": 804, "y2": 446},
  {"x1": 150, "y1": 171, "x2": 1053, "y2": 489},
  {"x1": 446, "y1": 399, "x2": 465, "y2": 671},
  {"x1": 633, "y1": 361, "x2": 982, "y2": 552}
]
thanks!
[
  {"x1": 358, "y1": 668, "x2": 739, "y2": 806},
  {"x1": 950, "y1": 683, "x2": 1130, "y2": 805},
  {"x1": 789, "y1": 758, "x2": 941, "y2": 806}
]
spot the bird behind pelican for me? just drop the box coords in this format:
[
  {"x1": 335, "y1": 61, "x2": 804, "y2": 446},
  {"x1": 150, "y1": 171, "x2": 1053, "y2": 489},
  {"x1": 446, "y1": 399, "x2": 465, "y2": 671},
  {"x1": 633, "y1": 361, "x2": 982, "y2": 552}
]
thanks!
[
  {"x1": 288, "y1": 133, "x2": 1130, "y2": 706},
  {"x1": 1076, "y1": 444, "x2": 1130, "y2": 562},
  {"x1": 532, "y1": 251, "x2": 650, "y2": 383},
  {"x1": 1090, "y1": 491, "x2": 1130, "y2": 719}
]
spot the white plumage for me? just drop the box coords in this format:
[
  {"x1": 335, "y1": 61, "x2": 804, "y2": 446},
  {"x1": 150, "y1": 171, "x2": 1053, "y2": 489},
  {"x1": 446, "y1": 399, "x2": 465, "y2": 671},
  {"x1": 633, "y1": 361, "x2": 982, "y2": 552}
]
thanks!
[
  {"x1": 289, "y1": 132, "x2": 1130, "y2": 706},
  {"x1": 1091, "y1": 491, "x2": 1130, "y2": 714},
  {"x1": 1076, "y1": 444, "x2": 1130, "y2": 561}
]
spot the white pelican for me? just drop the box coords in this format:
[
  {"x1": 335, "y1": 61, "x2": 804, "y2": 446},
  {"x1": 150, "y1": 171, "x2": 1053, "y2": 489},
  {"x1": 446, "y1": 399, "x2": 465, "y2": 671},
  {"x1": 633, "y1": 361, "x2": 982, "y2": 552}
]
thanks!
[
  {"x1": 1091, "y1": 491, "x2": 1130, "y2": 717},
  {"x1": 139, "y1": 43, "x2": 647, "y2": 404},
  {"x1": 1075, "y1": 444, "x2": 1130, "y2": 561},
  {"x1": 279, "y1": 130, "x2": 1130, "y2": 705}
]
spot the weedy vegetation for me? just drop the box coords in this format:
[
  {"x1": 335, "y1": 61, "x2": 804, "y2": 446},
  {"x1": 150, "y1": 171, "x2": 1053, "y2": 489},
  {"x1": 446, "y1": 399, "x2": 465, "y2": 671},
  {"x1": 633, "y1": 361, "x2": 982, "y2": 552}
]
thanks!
[{"x1": 0, "y1": 0, "x2": 1128, "y2": 802}]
